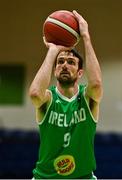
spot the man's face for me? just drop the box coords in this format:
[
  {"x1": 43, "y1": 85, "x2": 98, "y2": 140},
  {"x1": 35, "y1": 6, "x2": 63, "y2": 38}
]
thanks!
[{"x1": 54, "y1": 51, "x2": 83, "y2": 86}]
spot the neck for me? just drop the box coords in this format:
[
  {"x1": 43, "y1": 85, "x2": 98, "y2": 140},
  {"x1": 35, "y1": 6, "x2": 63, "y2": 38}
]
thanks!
[{"x1": 56, "y1": 82, "x2": 79, "y2": 98}]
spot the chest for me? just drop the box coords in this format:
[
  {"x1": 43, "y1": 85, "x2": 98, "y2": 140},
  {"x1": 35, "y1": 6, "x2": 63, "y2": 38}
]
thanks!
[{"x1": 48, "y1": 99, "x2": 87, "y2": 127}]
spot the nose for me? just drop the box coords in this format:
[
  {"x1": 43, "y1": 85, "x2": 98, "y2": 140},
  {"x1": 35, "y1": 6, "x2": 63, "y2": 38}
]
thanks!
[{"x1": 62, "y1": 60, "x2": 68, "y2": 68}]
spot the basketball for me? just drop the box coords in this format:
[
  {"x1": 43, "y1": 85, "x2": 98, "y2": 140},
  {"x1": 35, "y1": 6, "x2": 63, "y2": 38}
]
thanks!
[{"x1": 43, "y1": 10, "x2": 80, "y2": 47}]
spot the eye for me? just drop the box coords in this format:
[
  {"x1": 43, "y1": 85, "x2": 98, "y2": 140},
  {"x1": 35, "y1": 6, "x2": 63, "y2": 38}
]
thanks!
[
  {"x1": 67, "y1": 58, "x2": 75, "y2": 65},
  {"x1": 57, "y1": 58, "x2": 64, "y2": 64}
]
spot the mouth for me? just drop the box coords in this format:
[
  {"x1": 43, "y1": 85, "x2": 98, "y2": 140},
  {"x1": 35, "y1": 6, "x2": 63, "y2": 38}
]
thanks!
[{"x1": 60, "y1": 71, "x2": 70, "y2": 75}]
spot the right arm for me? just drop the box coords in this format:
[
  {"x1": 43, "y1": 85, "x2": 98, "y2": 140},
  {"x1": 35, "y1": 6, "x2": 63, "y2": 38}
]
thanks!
[
  {"x1": 29, "y1": 46, "x2": 59, "y2": 108},
  {"x1": 29, "y1": 39, "x2": 71, "y2": 108}
]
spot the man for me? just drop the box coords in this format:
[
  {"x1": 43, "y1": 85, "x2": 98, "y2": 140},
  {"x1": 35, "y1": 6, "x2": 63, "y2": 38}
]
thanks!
[{"x1": 29, "y1": 10, "x2": 103, "y2": 179}]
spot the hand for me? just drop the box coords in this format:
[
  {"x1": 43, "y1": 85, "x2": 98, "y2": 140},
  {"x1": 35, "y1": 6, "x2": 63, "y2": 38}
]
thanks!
[
  {"x1": 73, "y1": 10, "x2": 90, "y2": 39},
  {"x1": 43, "y1": 36, "x2": 73, "y2": 52}
]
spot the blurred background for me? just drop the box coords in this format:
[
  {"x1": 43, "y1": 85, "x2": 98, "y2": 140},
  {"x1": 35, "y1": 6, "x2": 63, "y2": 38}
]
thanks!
[{"x1": 0, "y1": 0, "x2": 122, "y2": 178}]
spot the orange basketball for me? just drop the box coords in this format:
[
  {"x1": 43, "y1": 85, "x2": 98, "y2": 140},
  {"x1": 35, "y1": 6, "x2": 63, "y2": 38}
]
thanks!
[{"x1": 43, "y1": 10, "x2": 80, "y2": 47}]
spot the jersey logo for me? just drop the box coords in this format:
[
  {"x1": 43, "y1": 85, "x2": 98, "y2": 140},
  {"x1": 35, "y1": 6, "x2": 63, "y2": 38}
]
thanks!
[
  {"x1": 54, "y1": 155, "x2": 75, "y2": 176},
  {"x1": 56, "y1": 99, "x2": 61, "y2": 103}
]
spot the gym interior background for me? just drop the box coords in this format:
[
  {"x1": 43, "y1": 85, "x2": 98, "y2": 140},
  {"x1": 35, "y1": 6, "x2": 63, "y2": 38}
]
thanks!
[{"x1": 0, "y1": 0, "x2": 122, "y2": 178}]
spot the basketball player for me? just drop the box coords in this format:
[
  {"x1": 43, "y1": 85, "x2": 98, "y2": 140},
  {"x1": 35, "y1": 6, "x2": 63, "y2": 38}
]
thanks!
[{"x1": 29, "y1": 10, "x2": 103, "y2": 179}]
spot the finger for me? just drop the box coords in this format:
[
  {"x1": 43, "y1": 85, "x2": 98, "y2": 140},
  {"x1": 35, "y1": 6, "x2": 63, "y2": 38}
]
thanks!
[
  {"x1": 43, "y1": 36, "x2": 46, "y2": 43},
  {"x1": 73, "y1": 10, "x2": 85, "y2": 21},
  {"x1": 72, "y1": 10, "x2": 80, "y2": 17},
  {"x1": 73, "y1": 10, "x2": 78, "y2": 14}
]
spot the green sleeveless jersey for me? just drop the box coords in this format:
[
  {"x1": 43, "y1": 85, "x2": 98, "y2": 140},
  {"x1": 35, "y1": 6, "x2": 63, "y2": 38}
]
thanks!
[{"x1": 33, "y1": 84, "x2": 97, "y2": 179}]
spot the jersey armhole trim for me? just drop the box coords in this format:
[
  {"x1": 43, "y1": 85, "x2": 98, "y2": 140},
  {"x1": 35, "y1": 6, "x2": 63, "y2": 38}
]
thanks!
[
  {"x1": 83, "y1": 86, "x2": 98, "y2": 124},
  {"x1": 37, "y1": 90, "x2": 53, "y2": 125}
]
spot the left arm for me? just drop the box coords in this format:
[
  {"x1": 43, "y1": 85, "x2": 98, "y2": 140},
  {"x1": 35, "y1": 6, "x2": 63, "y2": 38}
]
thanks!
[
  {"x1": 73, "y1": 10, "x2": 103, "y2": 103},
  {"x1": 83, "y1": 34, "x2": 103, "y2": 103},
  {"x1": 73, "y1": 10, "x2": 103, "y2": 120}
]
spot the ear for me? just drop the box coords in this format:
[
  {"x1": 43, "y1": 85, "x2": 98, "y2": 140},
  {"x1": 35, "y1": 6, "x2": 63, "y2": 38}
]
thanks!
[{"x1": 78, "y1": 69, "x2": 84, "y2": 78}]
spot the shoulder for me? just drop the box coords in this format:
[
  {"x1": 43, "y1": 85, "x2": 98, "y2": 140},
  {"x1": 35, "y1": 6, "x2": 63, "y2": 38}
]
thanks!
[
  {"x1": 49, "y1": 85, "x2": 56, "y2": 92},
  {"x1": 42, "y1": 85, "x2": 57, "y2": 107},
  {"x1": 79, "y1": 84, "x2": 87, "y2": 94}
]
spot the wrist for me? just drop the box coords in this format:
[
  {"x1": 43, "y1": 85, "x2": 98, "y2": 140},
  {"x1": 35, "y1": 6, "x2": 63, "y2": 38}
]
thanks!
[
  {"x1": 82, "y1": 32, "x2": 91, "y2": 42},
  {"x1": 48, "y1": 46, "x2": 60, "y2": 55},
  {"x1": 45, "y1": 46, "x2": 59, "y2": 65}
]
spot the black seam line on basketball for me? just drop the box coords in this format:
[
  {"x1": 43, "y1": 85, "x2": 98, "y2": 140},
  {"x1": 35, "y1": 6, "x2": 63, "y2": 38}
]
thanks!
[{"x1": 46, "y1": 17, "x2": 80, "y2": 41}]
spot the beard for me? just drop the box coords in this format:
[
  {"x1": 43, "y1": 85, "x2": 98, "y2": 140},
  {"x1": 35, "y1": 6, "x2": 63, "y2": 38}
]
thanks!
[{"x1": 56, "y1": 72, "x2": 77, "y2": 87}]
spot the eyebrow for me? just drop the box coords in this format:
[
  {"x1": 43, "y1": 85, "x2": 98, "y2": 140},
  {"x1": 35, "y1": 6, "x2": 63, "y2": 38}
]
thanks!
[
  {"x1": 57, "y1": 55, "x2": 76, "y2": 59},
  {"x1": 57, "y1": 57, "x2": 76, "y2": 62}
]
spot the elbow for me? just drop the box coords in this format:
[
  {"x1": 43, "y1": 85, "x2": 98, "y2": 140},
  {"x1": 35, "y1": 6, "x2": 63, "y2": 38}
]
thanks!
[
  {"x1": 29, "y1": 88, "x2": 42, "y2": 108},
  {"x1": 93, "y1": 78, "x2": 103, "y2": 90},
  {"x1": 29, "y1": 87, "x2": 40, "y2": 99},
  {"x1": 92, "y1": 80, "x2": 103, "y2": 100}
]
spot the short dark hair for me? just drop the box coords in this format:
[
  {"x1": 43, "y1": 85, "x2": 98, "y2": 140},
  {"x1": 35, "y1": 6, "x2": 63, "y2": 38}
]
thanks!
[
  {"x1": 71, "y1": 48, "x2": 83, "y2": 69},
  {"x1": 55, "y1": 49, "x2": 83, "y2": 69}
]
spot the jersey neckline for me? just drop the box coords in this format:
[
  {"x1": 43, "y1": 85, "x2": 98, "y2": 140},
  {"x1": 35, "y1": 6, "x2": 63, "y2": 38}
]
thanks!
[{"x1": 55, "y1": 85, "x2": 79, "y2": 102}]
